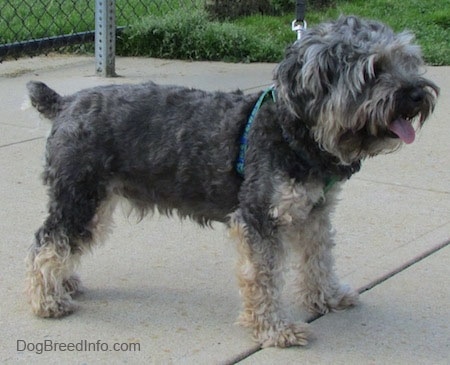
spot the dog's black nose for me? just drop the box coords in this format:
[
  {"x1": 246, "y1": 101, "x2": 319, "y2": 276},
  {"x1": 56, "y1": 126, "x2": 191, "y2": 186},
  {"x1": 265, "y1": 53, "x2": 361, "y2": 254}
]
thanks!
[{"x1": 409, "y1": 88, "x2": 426, "y2": 103}]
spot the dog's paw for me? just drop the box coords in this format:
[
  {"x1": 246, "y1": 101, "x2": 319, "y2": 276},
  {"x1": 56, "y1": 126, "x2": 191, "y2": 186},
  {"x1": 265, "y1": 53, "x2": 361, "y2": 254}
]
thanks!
[
  {"x1": 257, "y1": 322, "x2": 311, "y2": 348},
  {"x1": 63, "y1": 275, "x2": 83, "y2": 297},
  {"x1": 303, "y1": 284, "x2": 359, "y2": 314},
  {"x1": 31, "y1": 294, "x2": 77, "y2": 318},
  {"x1": 327, "y1": 285, "x2": 359, "y2": 312},
  {"x1": 238, "y1": 311, "x2": 311, "y2": 347}
]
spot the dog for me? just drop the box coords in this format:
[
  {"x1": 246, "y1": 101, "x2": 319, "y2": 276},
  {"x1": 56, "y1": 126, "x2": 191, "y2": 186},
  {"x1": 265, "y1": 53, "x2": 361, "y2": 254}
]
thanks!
[{"x1": 25, "y1": 16, "x2": 438, "y2": 347}]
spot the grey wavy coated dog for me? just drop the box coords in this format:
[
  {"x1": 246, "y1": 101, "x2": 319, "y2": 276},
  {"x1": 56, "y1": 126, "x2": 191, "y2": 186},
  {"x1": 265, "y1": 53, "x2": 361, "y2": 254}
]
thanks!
[{"x1": 26, "y1": 16, "x2": 439, "y2": 347}]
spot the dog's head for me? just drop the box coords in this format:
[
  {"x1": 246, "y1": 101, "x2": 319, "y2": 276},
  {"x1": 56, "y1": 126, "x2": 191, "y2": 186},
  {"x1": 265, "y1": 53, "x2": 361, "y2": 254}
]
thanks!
[{"x1": 274, "y1": 16, "x2": 439, "y2": 164}]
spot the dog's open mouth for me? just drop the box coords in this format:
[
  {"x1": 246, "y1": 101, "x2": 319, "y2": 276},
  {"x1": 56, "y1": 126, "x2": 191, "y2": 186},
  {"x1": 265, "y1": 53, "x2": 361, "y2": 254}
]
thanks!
[{"x1": 388, "y1": 117, "x2": 415, "y2": 144}]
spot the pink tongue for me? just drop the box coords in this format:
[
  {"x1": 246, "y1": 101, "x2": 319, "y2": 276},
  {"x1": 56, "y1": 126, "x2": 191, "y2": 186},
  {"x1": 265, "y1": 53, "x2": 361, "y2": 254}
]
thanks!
[{"x1": 389, "y1": 118, "x2": 415, "y2": 144}]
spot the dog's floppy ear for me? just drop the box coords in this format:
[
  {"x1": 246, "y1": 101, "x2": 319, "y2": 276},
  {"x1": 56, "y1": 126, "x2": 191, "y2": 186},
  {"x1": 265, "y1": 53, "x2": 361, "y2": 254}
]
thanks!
[
  {"x1": 273, "y1": 44, "x2": 303, "y2": 114},
  {"x1": 273, "y1": 37, "x2": 337, "y2": 123}
]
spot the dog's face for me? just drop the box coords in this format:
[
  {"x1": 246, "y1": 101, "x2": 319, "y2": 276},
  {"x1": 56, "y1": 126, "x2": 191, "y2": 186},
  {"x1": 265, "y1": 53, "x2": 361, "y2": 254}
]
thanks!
[{"x1": 274, "y1": 16, "x2": 439, "y2": 164}]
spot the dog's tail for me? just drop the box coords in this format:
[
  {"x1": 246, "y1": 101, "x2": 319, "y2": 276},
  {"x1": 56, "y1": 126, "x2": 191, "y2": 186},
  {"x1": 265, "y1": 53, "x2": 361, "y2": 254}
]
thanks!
[{"x1": 27, "y1": 81, "x2": 63, "y2": 120}]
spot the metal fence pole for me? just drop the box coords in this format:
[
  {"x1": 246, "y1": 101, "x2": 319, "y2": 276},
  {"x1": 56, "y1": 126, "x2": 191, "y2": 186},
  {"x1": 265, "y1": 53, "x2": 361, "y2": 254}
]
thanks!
[{"x1": 95, "y1": 0, "x2": 116, "y2": 77}]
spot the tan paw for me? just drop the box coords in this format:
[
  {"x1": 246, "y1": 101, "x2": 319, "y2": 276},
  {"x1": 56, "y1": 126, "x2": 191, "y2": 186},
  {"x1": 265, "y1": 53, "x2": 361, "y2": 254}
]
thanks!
[{"x1": 257, "y1": 322, "x2": 311, "y2": 348}]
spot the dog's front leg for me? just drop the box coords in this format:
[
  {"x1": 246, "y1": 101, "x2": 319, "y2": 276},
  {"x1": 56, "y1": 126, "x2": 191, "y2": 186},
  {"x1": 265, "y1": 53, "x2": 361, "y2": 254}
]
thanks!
[
  {"x1": 289, "y1": 211, "x2": 359, "y2": 315},
  {"x1": 230, "y1": 213, "x2": 310, "y2": 348}
]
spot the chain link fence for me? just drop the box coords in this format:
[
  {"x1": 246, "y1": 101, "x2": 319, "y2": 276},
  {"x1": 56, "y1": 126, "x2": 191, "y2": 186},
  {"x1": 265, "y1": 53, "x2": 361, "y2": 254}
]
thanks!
[{"x1": 0, "y1": 0, "x2": 202, "y2": 61}]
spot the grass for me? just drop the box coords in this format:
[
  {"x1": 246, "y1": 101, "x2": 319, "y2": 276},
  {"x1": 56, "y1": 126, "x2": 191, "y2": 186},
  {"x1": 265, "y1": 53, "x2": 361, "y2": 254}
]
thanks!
[
  {"x1": 319, "y1": 0, "x2": 450, "y2": 65},
  {"x1": 0, "y1": 0, "x2": 94, "y2": 43},
  {"x1": 0, "y1": 0, "x2": 195, "y2": 43},
  {"x1": 1, "y1": 0, "x2": 448, "y2": 65},
  {"x1": 231, "y1": 0, "x2": 450, "y2": 65}
]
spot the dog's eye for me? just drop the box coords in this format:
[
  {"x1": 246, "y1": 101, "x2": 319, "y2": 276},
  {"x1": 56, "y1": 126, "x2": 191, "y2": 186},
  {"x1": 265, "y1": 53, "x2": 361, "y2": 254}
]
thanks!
[
  {"x1": 364, "y1": 62, "x2": 382, "y2": 82},
  {"x1": 372, "y1": 63, "x2": 383, "y2": 79}
]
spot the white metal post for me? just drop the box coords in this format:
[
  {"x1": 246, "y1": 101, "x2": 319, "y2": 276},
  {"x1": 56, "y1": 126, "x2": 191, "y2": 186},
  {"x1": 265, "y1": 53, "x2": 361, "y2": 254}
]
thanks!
[{"x1": 95, "y1": 0, "x2": 116, "y2": 77}]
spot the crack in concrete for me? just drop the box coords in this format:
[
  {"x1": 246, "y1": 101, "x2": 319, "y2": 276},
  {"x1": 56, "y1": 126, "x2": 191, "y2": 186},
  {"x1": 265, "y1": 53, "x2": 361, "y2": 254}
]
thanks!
[
  {"x1": 0, "y1": 136, "x2": 44, "y2": 149},
  {"x1": 223, "y1": 239, "x2": 450, "y2": 364}
]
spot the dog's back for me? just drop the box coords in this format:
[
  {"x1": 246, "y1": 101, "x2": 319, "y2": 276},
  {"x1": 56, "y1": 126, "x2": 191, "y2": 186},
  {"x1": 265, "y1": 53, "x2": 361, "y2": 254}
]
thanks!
[{"x1": 26, "y1": 81, "x2": 259, "y2": 224}]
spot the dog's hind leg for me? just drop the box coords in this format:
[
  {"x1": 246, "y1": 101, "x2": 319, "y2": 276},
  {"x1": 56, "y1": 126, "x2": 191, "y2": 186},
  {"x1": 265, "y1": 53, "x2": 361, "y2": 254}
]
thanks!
[
  {"x1": 230, "y1": 212, "x2": 310, "y2": 348},
  {"x1": 26, "y1": 227, "x2": 81, "y2": 317},
  {"x1": 25, "y1": 170, "x2": 116, "y2": 318}
]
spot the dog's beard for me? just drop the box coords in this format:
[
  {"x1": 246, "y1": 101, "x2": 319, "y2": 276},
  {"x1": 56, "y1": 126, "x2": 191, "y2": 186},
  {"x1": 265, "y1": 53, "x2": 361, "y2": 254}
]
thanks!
[{"x1": 309, "y1": 78, "x2": 439, "y2": 164}]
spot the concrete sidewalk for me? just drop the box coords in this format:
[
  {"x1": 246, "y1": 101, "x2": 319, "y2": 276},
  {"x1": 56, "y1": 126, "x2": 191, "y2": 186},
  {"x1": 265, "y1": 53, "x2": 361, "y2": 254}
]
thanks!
[{"x1": 0, "y1": 55, "x2": 449, "y2": 364}]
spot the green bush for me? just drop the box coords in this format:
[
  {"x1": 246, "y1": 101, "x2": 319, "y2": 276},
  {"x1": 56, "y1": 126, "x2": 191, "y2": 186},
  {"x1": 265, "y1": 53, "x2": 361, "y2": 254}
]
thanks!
[{"x1": 117, "y1": 10, "x2": 283, "y2": 62}]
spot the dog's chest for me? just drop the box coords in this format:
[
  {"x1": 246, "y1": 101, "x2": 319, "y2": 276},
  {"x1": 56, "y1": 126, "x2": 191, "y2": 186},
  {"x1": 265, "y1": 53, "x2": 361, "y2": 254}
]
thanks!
[{"x1": 269, "y1": 177, "x2": 329, "y2": 226}]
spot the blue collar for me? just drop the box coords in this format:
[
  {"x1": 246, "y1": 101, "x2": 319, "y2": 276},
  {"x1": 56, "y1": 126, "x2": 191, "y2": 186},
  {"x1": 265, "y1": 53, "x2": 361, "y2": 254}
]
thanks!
[
  {"x1": 236, "y1": 86, "x2": 276, "y2": 177},
  {"x1": 235, "y1": 86, "x2": 340, "y2": 196}
]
